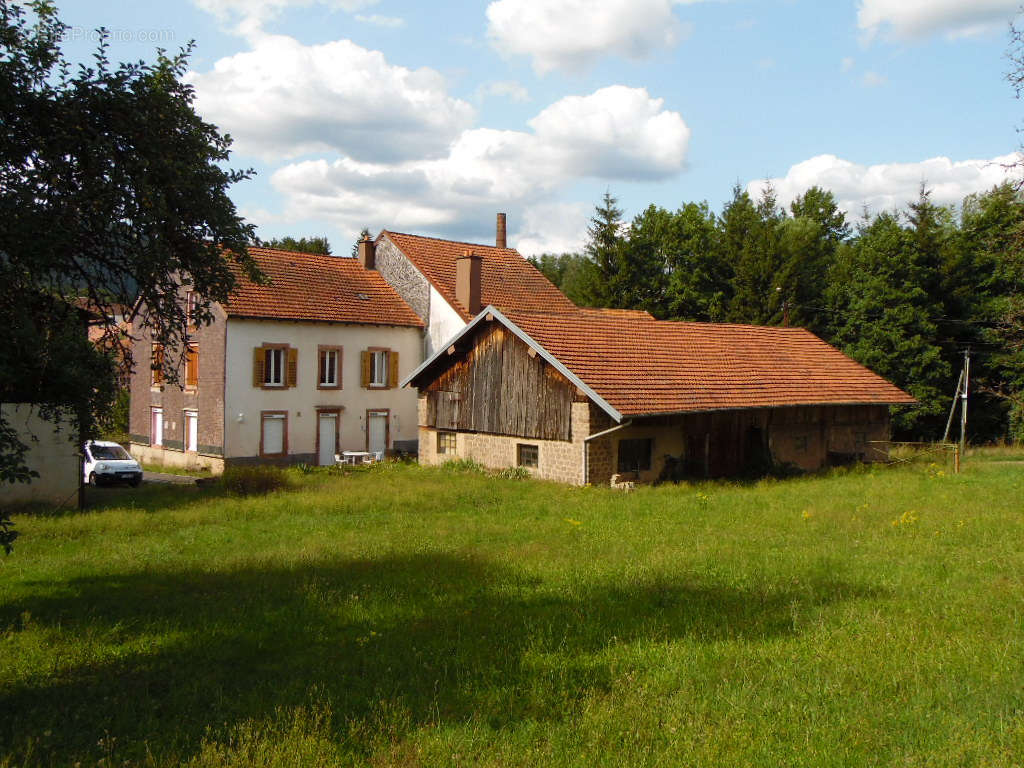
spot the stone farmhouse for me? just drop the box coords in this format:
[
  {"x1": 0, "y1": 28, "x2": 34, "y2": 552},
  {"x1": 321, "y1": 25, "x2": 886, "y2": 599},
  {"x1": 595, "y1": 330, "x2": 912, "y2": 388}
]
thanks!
[
  {"x1": 129, "y1": 247, "x2": 424, "y2": 472},
  {"x1": 403, "y1": 306, "x2": 916, "y2": 486}
]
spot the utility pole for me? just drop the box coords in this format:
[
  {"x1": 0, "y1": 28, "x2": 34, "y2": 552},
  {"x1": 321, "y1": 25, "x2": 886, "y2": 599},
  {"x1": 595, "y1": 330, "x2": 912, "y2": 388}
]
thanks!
[{"x1": 959, "y1": 347, "x2": 971, "y2": 468}]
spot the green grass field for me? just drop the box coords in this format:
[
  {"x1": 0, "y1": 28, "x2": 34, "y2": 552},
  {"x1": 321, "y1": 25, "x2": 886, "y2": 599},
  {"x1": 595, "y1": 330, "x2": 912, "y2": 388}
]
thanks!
[{"x1": 2, "y1": 455, "x2": 1022, "y2": 767}]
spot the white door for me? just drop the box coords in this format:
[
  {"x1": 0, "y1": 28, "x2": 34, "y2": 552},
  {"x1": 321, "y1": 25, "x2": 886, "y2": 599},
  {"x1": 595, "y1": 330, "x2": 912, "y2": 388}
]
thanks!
[
  {"x1": 185, "y1": 411, "x2": 198, "y2": 452},
  {"x1": 368, "y1": 411, "x2": 387, "y2": 455},
  {"x1": 318, "y1": 414, "x2": 337, "y2": 465},
  {"x1": 152, "y1": 408, "x2": 163, "y2": 446}
]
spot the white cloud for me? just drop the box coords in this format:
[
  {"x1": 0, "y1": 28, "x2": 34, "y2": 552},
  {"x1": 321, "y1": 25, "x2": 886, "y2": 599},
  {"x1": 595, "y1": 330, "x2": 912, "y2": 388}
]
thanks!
[
  {"x1": 841, "y1": 56, "x2": 855, "y2": 73},
  {"x1": 515, "y1": 202, "x2": 590, "y2": 255},
  {"x1": 857, "y1": 0, "x2": 1019, "y2": 41},
  {"x1": 269, "y1": 86, "x2": 690, "y2": 244},
  {"x1": 486, "y1": 0, "x2": 697, "y2": 74},
  {"x1": 748, "y1": 153, "x2": 1021, "y2": 217},
  {"x1": 192, "y1": 0, "x2": 377, "y2": 34},
  {"x1": 477, "y1": 80, "x2": 531, "y2": 103},
  {"x1": 186, "y1": 35, "x2": 475, "y2": 163},
  {"x1": 355, "y1": 14, "x2": 404, "y2": 27},
  {"x1": 861, "y1": 70, "x2": 887, "y2": 87}
]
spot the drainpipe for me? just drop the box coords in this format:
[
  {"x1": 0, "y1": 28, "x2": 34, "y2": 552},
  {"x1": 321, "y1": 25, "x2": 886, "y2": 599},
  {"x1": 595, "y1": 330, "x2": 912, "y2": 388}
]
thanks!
[{"x1": 583, "y1": 419, "x2": 633, "y2": 486}]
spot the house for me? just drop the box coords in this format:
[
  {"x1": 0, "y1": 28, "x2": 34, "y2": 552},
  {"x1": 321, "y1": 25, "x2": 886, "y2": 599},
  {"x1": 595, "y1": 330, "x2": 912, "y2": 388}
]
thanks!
[
  {"x1": 129, "y1": 247, "x2": 424, "y2": 472},
  {"x1": 403, "y1": 306, "x2": 916, "y2": 485},
  {"x1": 368, "y1": 213, "x2": 578, "y2": 357}
]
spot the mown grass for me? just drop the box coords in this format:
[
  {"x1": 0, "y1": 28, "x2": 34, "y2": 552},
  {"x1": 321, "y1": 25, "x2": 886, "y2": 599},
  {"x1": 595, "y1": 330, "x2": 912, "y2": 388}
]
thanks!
[{"x1": 1, "y1": 457, "x2": 1022, "y2": 766}]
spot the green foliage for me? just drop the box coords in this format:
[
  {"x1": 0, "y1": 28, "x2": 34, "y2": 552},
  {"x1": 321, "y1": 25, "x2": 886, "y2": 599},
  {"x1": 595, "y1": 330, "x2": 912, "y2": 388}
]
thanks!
[
  {"x1": 266, "y1": 236, "x2": 332, "y2": 255},
  {"x1": 349, "y1": 228, "x2": 371, "y2": 257},
  {"x1": 528, "y1": 252, "x2": 600, "y2": 307},
  {"x1": 440, "y1": 458, "x2": 485, "y2": 473},
  {"x1": 0, "y1": 2, "x2": 259, "y2": 501},
  {"x1": 221, "y1": 465, "x2": 290, "y2": 496},
  {"x1": 3, "y1": 461, "x2": 1024, "y2": 765},
  {"x1": 495, "y1": 465, "x2": 530, "y2": 480},
  {"x1": 100, "y1": 390, "x2": 131, "y2": 444}
]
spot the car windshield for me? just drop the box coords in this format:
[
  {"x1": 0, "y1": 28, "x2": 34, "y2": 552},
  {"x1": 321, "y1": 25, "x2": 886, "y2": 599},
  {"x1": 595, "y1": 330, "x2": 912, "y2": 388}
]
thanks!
[{"x1": 91, "y1": 445, "x2": 131, "y2": 460}]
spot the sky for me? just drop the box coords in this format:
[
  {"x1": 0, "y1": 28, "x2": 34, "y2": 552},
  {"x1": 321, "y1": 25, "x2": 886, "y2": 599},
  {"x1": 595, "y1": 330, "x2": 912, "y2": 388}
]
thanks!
[{"x1": 61, "y1": 0, "x2": 1024, "y2": 255}]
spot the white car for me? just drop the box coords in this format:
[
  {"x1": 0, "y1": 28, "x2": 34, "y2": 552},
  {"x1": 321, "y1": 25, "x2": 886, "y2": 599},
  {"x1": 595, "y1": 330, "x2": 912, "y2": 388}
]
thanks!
[{"x1": 83, "y1": 440, "x2": 143, "y2": 487}]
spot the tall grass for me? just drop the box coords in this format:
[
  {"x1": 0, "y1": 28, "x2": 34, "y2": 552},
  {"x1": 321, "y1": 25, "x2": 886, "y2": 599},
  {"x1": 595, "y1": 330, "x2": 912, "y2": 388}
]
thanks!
[{"x1": 1, "y1": 459, "x2": 1022, "y2": 766}]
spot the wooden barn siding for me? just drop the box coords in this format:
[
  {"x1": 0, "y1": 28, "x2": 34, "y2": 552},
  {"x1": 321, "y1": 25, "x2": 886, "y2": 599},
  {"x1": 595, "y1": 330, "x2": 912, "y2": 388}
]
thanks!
[{"x1": 425, "y1": 324, "x2": 573, "y2": 441}]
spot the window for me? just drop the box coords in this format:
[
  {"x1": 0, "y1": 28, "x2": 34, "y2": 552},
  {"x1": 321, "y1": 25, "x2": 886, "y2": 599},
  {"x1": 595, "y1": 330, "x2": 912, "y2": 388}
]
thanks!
[
  {"x1": 151, "y1": 407, "x2": 164, "y2": 447},
  {"x1": 361, "y1": 348, "x2": 398, "y2": 389},
  {"x1": 185, "y1": 343, "x2": 199, "y2": 390},
  {"x1": 371, "y1": 350, "x2": 388, "y2": 386},
  {"x1": 185, "y1": 290, "x2": 198, "y2": 327},
  {"x1": 260, "y1": 411, "x2": 287, "y2": 456},
  {"x1": 617, "y1": 438, "x2": 652, "y2": 473},
  {"x1": 253, "y1": 345, "x2": 297, "y2": 389},
  {"x1": 265, "y1": 348, "x2": 284, "y2": 386},
  {"x1": 151, "y1": 343, "x2": 164, "y2": 387},
  {"x1": 318, "y1": 346, "x2": 342, "y2": 389},
  {"x1": 437, "y1": 431, "x2": 457, "y2": 456},
  {"x1": 517, "y1": 443, "x2": 538, "y2": 468}
]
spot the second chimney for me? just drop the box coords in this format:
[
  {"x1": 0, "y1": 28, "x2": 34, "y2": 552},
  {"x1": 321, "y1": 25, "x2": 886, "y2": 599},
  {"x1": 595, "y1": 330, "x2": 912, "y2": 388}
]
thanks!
[
  {"x1": 456, "y1": 249, "x2": 483, "y2": 316},
  {"x1": 358, "y1": 235, "x2": 375, "y2": 270},
  {"x1": 496, "y1": 212, "x2": 507, "y2": 249}
]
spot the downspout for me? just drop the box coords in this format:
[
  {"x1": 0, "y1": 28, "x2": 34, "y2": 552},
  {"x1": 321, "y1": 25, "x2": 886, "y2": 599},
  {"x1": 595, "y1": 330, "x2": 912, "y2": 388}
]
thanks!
[{"x1": 583, "y1": 419, "x2": 633, "y2": 486}]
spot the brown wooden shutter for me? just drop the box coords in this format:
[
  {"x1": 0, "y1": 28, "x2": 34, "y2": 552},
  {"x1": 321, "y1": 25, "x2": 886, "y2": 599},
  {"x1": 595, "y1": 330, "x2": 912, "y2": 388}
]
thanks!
[
  {"x1": 388, "y1": 350, "x2": 399, "y2": 389},
  {"x1": 252, "y1": 347, "x2": 264, "y2": 387},
  {"x1": 286, "y1": 347, "x2": 298, "y2": 387},
  {"x1": 360, "y1": 350, "x2": 371, "y2": 388},
  {"x1": 338, "y1": 348, "x2": 344, "y2": 389}
]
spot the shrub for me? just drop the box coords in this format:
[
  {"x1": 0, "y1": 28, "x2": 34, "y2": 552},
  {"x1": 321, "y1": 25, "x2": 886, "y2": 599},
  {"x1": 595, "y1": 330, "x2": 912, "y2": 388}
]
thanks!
[
  {"x1": 441, "y1": 458, "x2": 485, "y2": 473},
  {"x1": 495, "y1": 466, "x2": 530, "y2": 480},
  {"x1": 221, "y1": 465, "x2": 289, "y2": 496}
]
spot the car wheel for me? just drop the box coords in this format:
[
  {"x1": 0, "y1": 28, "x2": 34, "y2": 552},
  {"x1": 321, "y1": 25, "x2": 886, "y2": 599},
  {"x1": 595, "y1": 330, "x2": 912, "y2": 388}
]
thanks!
[
  {"x1": 129, "y1": 477, "x2": 142, "y2": 488},
  {"x1": 89, "y1": 472, "x2": 99, "y2": 487}
]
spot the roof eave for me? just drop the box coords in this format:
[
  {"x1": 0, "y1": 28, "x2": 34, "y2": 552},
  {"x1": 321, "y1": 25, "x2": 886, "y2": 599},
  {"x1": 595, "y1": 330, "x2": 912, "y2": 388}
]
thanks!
[{"x1": 401, "y1": 305, "x2": 624, "y2": 423}]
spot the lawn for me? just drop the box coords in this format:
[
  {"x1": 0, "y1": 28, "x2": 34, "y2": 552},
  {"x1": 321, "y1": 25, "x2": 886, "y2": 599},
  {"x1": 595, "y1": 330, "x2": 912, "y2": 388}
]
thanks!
[{"x1": 1, "y1": 456, "x2": 1022, "y2": 766}]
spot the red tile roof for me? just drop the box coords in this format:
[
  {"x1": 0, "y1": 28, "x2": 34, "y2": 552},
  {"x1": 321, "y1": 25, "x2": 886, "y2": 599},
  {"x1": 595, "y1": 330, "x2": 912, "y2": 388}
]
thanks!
[
  {"x1": 502, "y1": 309, "x2": 915, "y2": 416},
  {"x1": 223, "y1": 247, "x2": 423, "y2": 327},
  {"x1": 380, "y1": 231, "x2": 578, "y2": 320}
]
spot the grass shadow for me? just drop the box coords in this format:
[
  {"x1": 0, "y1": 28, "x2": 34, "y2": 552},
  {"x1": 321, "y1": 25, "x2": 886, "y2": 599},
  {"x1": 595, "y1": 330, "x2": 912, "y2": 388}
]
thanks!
[{"x1": 1, "y1": 553, "x2": 886, "y2": 765}]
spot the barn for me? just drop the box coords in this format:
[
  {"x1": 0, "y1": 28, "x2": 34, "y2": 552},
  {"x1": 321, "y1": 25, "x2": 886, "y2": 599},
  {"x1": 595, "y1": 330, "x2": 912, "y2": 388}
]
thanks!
[{"x1": 403, "y1": 306, "x2": 916, "y2": 485}]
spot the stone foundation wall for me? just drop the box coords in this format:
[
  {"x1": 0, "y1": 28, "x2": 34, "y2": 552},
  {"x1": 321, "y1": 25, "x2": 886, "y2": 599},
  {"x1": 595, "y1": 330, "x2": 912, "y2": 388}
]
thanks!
[
  {"x1": 130, "y1": 443, "x2": 225, "y2": 474},
  {"x1": 418, "y1": 398, "x2": 591, "y2": 485}
]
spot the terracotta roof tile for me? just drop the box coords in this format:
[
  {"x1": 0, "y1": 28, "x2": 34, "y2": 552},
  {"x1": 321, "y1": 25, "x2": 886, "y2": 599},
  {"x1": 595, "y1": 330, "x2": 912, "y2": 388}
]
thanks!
[
  {"x1": 381, "y1": 231, "x2": 578, "y2": 320},
  {"x1": 503, "y1": 309, "x2": 915, "y2": 416},
  {"x1": 224, "y1": 247, "x2": 423, "y2": 328}
]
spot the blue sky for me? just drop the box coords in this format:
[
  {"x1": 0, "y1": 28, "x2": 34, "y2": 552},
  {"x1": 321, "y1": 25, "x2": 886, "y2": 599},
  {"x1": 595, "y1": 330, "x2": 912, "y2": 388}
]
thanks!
[{"x1": 62, "y1": 0, "x2": 1022, "y2": 254}]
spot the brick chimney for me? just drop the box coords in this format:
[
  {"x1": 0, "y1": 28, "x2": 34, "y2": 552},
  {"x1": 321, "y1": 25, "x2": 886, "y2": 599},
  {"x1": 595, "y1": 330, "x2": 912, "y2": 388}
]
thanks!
[
  {"x1": 456, "y1": 249, "x2": 483, "y2": 316},
  {"x1": 358, "y1": 235, "x2": 375, "y2": 270},
  {"x1": 496, "y1": 212, "x2": 507, "y2": 249}
]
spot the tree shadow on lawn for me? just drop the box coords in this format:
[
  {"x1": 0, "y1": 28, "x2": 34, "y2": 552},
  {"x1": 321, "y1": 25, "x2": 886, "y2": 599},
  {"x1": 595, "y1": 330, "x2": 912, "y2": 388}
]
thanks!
[{"x1": 0, "y1": 553, "x2": 885, "y2": 764}]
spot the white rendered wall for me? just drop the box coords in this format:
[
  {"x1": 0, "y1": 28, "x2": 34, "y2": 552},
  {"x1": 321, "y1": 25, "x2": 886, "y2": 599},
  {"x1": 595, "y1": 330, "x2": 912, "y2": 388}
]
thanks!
[
  {"x1": 223, "y1": 319, "x2": 422, "y2": 460},
  {"x1": 0, "y1": 404, "x2": 79, "y2": 507},
  {"x1": 426, "y1": 285, "x2": 468, "y2": 357}
]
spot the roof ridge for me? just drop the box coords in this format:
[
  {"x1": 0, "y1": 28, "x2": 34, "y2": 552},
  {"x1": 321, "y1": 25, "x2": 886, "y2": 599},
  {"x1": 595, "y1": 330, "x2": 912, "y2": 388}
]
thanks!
[{"x1": 381, "y1": 230, "x2": 518, "y2": 253}]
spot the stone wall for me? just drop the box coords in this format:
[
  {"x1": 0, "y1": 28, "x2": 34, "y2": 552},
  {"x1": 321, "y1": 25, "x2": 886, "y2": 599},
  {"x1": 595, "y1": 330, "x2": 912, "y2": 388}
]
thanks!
[
  {"x1": 418, "y1": 397, "x2": 591, "y2": 485},
  {"x1": 375, "y1": 236, "x2": 430, "y2": 322}
]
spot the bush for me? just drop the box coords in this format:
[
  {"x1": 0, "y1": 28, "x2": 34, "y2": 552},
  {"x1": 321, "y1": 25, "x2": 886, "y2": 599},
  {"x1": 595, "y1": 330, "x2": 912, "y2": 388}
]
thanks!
[
  {"x1": 221, "y1": 465, "x2": 289, "y2": 496},
  {"x1": 495, "y1": 466, "x2": 530, "y2": 480},
  {"x1": 440, "y1": 458, "x2": 485, "y2": 474}
]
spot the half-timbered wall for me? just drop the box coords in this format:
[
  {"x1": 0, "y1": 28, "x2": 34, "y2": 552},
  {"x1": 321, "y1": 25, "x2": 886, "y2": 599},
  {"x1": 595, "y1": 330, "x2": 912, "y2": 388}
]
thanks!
[{"x1": 423, "y1": 323, "x2": 574, "y2": 441}]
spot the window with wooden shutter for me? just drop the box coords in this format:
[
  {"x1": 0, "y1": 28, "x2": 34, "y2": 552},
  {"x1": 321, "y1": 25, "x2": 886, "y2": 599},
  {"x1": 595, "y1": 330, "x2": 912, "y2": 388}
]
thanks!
[
  {"x1": 286, "y1": 347, "x2": 298, "y2": 387},
  {"x1": 388, "y1": 351, "x2": 399, "y2": 389},
  {"x1": 360, "y1": 350, "x2": 371, "y2": 388},
  {"x1": 318, "y1": 346, "x2": 342, "y2": 389},
  {"x1": 151, "y1": 343, "x2": 164, "y2": 388},
  {"x1": 252, "y1": 347, "x2": 265, "y2": 388},
  {"x1": 185, "y1": 343, "x2": 199, "y2": 390}
]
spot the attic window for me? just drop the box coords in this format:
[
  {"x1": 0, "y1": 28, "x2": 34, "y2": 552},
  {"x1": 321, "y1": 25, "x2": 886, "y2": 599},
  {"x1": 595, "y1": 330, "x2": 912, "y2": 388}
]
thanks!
[{"x1": 356, "y1": 293, "x2": 370, "y2": 301}]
